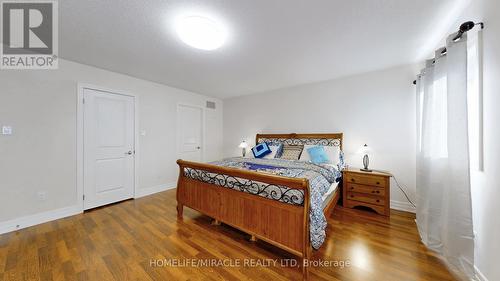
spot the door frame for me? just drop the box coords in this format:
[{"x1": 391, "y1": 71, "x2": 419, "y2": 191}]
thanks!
[
  {"x1": 77, "y1": 83, "x2": 139, "y2": 212},
  {"x1": 176, "y1": 103, "x2": 206, "y2": 162}
]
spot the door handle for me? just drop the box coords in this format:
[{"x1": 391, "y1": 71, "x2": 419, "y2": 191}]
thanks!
[
  {"x1": 125, "y1": 151, "x2": 133, "y2": 155},
  {"x1": 196, "y1": 146, "x2": 201, "y2": 150}
]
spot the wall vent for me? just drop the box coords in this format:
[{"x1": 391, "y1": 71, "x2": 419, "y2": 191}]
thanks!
[{"x1": 206, "y1": 101, "x2": 216, "y2": 109}]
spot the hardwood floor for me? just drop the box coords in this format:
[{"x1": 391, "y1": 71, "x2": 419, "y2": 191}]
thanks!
[{"x1": 0, "y1": 189, "x2": 456, "y2": 281}]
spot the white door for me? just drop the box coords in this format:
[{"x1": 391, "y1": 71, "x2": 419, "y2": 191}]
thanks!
[
  {"x1": 83, "y1": 88, "x2": 135, "y2": 210},
  {"x1": 178, "y1": 104, "x2": 203, "y2": 162}
]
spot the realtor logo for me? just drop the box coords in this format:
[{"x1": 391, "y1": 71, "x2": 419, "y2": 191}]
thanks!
[{"x1": 1, "y1": 1, "x2": 58, "y2": 69}]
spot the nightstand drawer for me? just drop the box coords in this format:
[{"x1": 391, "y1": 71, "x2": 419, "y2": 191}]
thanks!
[
  {"x1": 346, "y1": 183, "x2": 385, "y2": 196},
  {"x1": 347, "y1": 192, "x2": 385, "y2": 206},
  {"x1": 345, "y1": 200, "x2": 387, "y2": 215},
  {"x1": 346, "y1": 174, "x2": 387, "y2": 187}
]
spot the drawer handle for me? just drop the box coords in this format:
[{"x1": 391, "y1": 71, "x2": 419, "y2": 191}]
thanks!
[
  {"x1": 350, "y1": 187, "x2": 354, "y2": 190},
  {"x1": 351, "y1": 178, "x2": 355, "y2": 182},
  {"x1": 376, "y1": 199, "x2": 380, "y2": 203},
  {"x1": 350, "y1": 195, "x2": 354, "y2": 198},
  {"x1": 376, "y1": 182, "x2": 380, "y2": 185},
  {"x1": 376, "y1": 190, "x2": 380, "y2": 194}
]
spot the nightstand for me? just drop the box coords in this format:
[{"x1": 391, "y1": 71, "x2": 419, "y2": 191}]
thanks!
[{"x1": 342, "y1": 167, "x2": 392, "y2": 216}]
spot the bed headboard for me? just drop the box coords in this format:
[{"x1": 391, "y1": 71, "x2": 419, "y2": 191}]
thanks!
[{"x1": 256, "y1": 133, "x2": 343, "y2": 150}]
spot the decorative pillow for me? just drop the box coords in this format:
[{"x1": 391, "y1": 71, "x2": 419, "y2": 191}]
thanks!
[
  {"x1": 264, "y1": 144, "x2": 282, "y2": 159},
  {"x1": 307, "y1": 146, "x2": 330, "y2": 164},
  {"x1": 251, "y1": 143, "x2": 272, "y2": 158},
  {"x1": 280, "y1": 144, "x2": 304, "y2": 160},
  {"x1": 274, "y1": 143, "x2": 284, "y2": 158}
]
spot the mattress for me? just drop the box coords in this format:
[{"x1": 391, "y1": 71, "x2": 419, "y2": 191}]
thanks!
[{"x1": 322, "y1": 181, "x2": 339, "y2": 209}]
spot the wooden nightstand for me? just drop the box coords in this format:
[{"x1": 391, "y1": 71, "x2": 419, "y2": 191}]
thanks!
[{"x1": 342, "y1": 167, "x2": 392, "y2": 216}]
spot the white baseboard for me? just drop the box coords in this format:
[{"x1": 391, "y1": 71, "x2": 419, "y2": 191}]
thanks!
[
  {"x1": 475, "y1": 265, "x2": 489, "y2": 281},
  {"x1": 0, "y1": 204, "x2": 82, "y2": 235},
  {"x1": 0, "y1": 183, "x2": 177, "y2": 236},
  {"x1": 135, "y1": 182, "x2": 176, "y2": 198},
  {"x1": 390, "y1": 200, "x2": 416, "y2": 213}
]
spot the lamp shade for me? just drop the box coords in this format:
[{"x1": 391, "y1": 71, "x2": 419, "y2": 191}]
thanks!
[
  {"x1": 359, "y1": 144, "x2": 372, "y2": 155},
  {"x1": 239, "y1": 141, "x2": 248, "y2": 148}
]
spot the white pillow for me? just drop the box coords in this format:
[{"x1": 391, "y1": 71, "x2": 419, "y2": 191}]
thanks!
[
  {"x1": 245, "y1": 149, "x2": 254, "y2": 158},
  {"x1": 299, "y1": 145, "x2": 313, "y2": 162},
  {"x1": 299, "y1": 145, "x2": 340, "y2": 165}
]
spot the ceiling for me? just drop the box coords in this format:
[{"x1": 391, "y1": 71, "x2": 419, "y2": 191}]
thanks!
[{"x1": 60, "y1": 0, "x2": 465, "y2": 99}]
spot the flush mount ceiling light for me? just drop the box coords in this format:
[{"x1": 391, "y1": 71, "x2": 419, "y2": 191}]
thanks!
[{"x1": 175, "y1": 15, "x2": 227, "y2": 50}]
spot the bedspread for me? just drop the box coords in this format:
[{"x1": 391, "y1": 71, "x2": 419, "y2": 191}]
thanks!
[{"x1": 183, "y1": 157, "x2": 341, "y2": 249}]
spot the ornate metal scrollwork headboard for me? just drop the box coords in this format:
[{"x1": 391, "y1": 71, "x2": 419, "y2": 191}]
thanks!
[{"x1": 256, "y1": 133, "x2": 343, "y2": 150}]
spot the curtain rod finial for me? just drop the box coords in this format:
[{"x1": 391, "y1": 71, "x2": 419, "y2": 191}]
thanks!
[
  {"x1": 460, "y1": 21, "x2": 476, "y2": 33},
  {"x1": 453, "y1": 21, "x2": 484, "y2": 42}
]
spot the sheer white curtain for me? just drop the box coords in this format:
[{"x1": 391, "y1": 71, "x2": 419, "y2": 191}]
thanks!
[{"x1": 416, "y1": 32, "x2": 475, "y2": 279}]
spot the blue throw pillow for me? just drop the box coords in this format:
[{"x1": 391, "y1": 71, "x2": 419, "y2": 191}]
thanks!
[
  {"x1": 307, "y1": 146, "x2": 330, "y2": 164},
  {"x1": 251, "y1": 143, "x2": 272, "y2": 158}
]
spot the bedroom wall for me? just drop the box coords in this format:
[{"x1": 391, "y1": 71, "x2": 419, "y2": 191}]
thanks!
[
  {"x1": 0, "y1": 59, "x2": 223, "y2": 227},
  {"x1": 223, "y1": 65, "x2": 417, "y2": 211}
]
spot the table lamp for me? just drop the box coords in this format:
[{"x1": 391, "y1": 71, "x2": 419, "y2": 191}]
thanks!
[
  {"x1": 239, "y1": 141, "x2": 248, "y2": 157},
  {"x1": 359, "y1": 144, "x2": 372, "y2": 172}
]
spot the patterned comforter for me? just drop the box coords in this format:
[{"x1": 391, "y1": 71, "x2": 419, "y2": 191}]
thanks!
[{"x1": 183, "y1": 157, "x2": 342, "y2": 249}]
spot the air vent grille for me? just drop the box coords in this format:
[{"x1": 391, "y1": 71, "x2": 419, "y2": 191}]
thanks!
[{"x1": 206, "y1": 101, "x2": 216, "y2": 109}]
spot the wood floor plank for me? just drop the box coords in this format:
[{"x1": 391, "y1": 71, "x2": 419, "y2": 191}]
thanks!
[
  {"x1": 0, "y1": 246, "x2": 8, "y2": 274},
  {"x1": 0, "y1": 189, "x2": 457, "y2": 281}
]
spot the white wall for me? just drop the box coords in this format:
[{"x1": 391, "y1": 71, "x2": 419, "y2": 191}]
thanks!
[
  {"x1": 223, "y1": 65, "x2": 417, "y2": 210},
  {"x1": 0, "y1": 59, "x2": 223, "y2": 226}
]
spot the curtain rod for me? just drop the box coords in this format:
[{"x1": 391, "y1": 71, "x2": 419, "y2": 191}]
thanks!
[{"x1": 412, "y1": 21, "x2": 484, "y2": 85}]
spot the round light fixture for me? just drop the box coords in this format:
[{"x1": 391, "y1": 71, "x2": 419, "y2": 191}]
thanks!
[{"x1": 175, "y1": 15, "x2": 226, "y2": 50}]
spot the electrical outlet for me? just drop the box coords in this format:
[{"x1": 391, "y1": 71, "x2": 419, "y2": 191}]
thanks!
[
  {"x1": 37, "y1": 191, "x2": 47, "y2": 201},
  {"x1": 2, "y1": 126, "x2": 12, "y2": 135}
]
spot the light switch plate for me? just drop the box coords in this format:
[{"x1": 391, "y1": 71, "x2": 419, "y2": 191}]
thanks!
[{"x1": 2, "y1": 126, "x2": 12, "y2": 135}]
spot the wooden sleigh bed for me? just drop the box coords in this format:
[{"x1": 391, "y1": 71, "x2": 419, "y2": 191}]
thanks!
[{"x1": 176, "y1": 133, "x2": 343, "y2": 280}]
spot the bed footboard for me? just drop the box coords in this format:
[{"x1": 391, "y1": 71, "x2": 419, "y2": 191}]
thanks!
[{"x1": 176, "y1": 159, "x2": 312, "y2": 279}]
